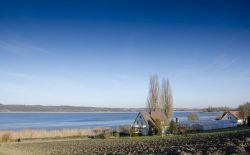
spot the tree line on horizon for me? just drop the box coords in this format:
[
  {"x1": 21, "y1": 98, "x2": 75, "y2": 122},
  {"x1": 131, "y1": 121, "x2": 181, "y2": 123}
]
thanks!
[{"x1": 202, "y1": 106, "x2": 232, "y2": 112}]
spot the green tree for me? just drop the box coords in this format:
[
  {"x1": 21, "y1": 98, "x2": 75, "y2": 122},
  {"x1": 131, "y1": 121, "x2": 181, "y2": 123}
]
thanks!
[
  {"x1": 147, "y1": 75, "x2": 160, "y2": 112},
  {"x1": 160, "y1": 78, "x2": 173, "y2": 125},
  {"x1": 188, "y1": 112, "x2": 199, "y2": 121},
  {"x1": 168, "y1": 120, "x2": 177, "y2": 134},
  {"x1": 238, "y1": 102, "x2": 250, "y2": 124},
  {"x1": 154, "y1": 118, "x2": 162, "y2": 135}
]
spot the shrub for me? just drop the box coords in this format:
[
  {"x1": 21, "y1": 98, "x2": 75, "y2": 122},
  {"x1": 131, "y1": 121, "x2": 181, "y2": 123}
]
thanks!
[
  {"x1": 98, "y1": 133, "x2": 106, "y2": 139},
  {"x1": 99, "y1": 130, "x2": 112, "y2": 139},
  {"x1": 16, "y1": 138, "x2": 21, "y2": 142},
  {"x1": 113, "y1": 131, "x2": 120, "y2": 138},
  {"x1": 178, "y1": 126, "x2": 187, "y2": 135},
  {"x1": 92, "y1": 132, "x2": 111, "y2": 139},
  {"x1": 117, "y1": 126, "x2": 131, "y2": 137},
  {"x1": 131, "y1": 132, "x2": 140, "y2": 137},
  {"x1": 188, "y1": 112, "x2": 199, "y2": 121},
  {"x1": 169, "y1": 120, "x2": 177, "y2": 134},
  {"x1": 88, "y1": 129, "x2": 112, "y2": 139},
  {"x1": 154, "y1": 118, "x2": 162, "y2": 135},
  {"x1": 2, "y1": 132, "x2": 12, "y2": 142}
]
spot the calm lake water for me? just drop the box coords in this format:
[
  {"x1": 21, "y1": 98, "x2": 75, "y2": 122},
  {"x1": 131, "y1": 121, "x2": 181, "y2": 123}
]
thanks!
[{"x1": 0, "y1": 112, "x2": 220, "y2": 130}]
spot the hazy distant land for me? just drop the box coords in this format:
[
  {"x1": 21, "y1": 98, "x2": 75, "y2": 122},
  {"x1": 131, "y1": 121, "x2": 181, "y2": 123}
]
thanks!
[{"x1": 0, "y1": 104, "x2": 199, "y2": 112}]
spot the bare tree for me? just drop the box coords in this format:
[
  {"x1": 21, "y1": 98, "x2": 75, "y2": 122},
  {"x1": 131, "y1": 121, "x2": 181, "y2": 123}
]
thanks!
[
  {"x1": 238, "y1": 102, "x2": 250, "y2": 124},
  {"x1": 160, "y1": 78, "x2": 173, "y2": 125},
  {"x1": 147, "y1": 75, "x2": 160, "y2": 112}
]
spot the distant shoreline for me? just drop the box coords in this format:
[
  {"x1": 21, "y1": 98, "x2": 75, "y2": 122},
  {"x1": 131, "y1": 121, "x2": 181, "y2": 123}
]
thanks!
[
  {"x1": 0, "y1": 111, "x2": 139, "y2": 113},
  {"x1": 0, "y1": 111, "x2": 205, "y2": 113},
  {"x1": 0, "y1": 110, "x2": 205, "y2": 113},
  {"x1": 0, "y1": 104, "x2": 202, "y2": 112}
]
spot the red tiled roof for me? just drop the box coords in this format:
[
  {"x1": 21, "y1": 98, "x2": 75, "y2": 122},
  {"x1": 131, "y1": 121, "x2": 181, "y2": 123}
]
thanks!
[
  {"x1": 219, "y1": 111, "x2": 241, "y2": 120},
  {"x1": 229, "y1": 111, "x2": 241, "y2": 120}
]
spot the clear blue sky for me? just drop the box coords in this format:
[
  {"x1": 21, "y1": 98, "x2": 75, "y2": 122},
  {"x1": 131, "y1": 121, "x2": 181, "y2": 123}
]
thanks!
[{"x1": 0, "y1": 0, "x2": 250, "y2": 108}]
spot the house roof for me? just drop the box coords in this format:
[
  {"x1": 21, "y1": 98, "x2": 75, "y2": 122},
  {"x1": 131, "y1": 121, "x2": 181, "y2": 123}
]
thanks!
[
  {"x1": 219, "y1": 111, "x2": 241, "y2": 120},
  {"x1": 229, "y1": 111, "x2": 241, "y2": 119},
  {"x1": 140, "y1": 111, "x2": 168, "y2": 126}
]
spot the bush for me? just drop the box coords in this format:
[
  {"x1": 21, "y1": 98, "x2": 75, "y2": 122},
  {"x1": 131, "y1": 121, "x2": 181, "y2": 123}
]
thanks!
[
  {"x1": 113, "y1": 131, "x2": 120, "y2": 138},
  {"x1": 116, "y1": 126, "x2": 131, "y2": 137},
  {"x1": 154, "y1": 118, "x2": 162, "y2": 135},
  {"x1": 178, "y1": 126, "x2": 187, "y2": 135},
  {"x1": 88, "y1": 129, "x2": 112, "y2": 139},
  {"x1": 100, "y1": 130, "x2": 112, "y2": 139},
  {"x1": 188, "y1": 112, "x2": 199, "y2": 121},
  {"x1": 2, "y1": 132, "x2": 12, "y2": 142},
  {"x1": 169, "y1": 120, "x2": 177, "y2": 134},
  {"x1": 131, "y1": 132, "x2": 140, "y2": 137}
]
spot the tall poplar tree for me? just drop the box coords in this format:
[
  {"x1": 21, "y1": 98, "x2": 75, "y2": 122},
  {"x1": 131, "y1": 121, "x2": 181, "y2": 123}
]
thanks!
[
  {"x1": 147, "y1": 75, "x2": 160, "y2": 112},
  {"x1": 160, "y1": 78, "x2": 173, "y2": 125}
]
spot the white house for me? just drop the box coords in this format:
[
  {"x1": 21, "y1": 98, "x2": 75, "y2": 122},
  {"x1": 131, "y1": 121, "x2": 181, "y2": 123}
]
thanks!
[
  {"x1": 217, "y1": 111, "x2": 243, "y2": 125},
  {"x1": 132, "y1": 111, "x2": 168, "y2": 135}
]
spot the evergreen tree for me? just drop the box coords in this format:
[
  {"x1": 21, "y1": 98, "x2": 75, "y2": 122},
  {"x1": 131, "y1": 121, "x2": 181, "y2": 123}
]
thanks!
[{"x1": 169, "y1": 120, "x2": 177, "y2": 134}]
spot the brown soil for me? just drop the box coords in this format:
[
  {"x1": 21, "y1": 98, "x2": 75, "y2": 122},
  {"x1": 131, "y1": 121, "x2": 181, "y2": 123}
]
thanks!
[{"x1": 1, "y1": 130, "x2": 250, "y2": 155}]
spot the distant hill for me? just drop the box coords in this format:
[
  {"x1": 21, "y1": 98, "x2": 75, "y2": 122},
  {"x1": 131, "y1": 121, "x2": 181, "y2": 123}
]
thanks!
[
  {"x1": 0, "y1": 104, "x2": 144, "y2": 112},
  {"x1": 0, "y1": 104, "x2": 201, "y2": 112}
]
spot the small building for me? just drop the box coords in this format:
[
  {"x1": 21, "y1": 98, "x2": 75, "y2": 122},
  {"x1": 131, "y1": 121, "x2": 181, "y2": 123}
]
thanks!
[
  {"x1": 132, "y1": 111, "x2": 168, "y2": 135},
  {"x1": 217, "y1": 111, "x2": 243, "y2": 125}
]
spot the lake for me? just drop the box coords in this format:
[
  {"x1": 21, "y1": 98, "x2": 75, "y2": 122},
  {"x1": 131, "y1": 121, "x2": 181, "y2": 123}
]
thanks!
[{"x1": 0, "y1": 112, "x2": 220, "y2": 130}]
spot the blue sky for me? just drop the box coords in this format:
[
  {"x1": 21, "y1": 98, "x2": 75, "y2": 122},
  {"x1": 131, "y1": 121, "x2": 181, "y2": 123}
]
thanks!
[{"x1": 0, "y1": 0, "x2": 250, "y2": 108}]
